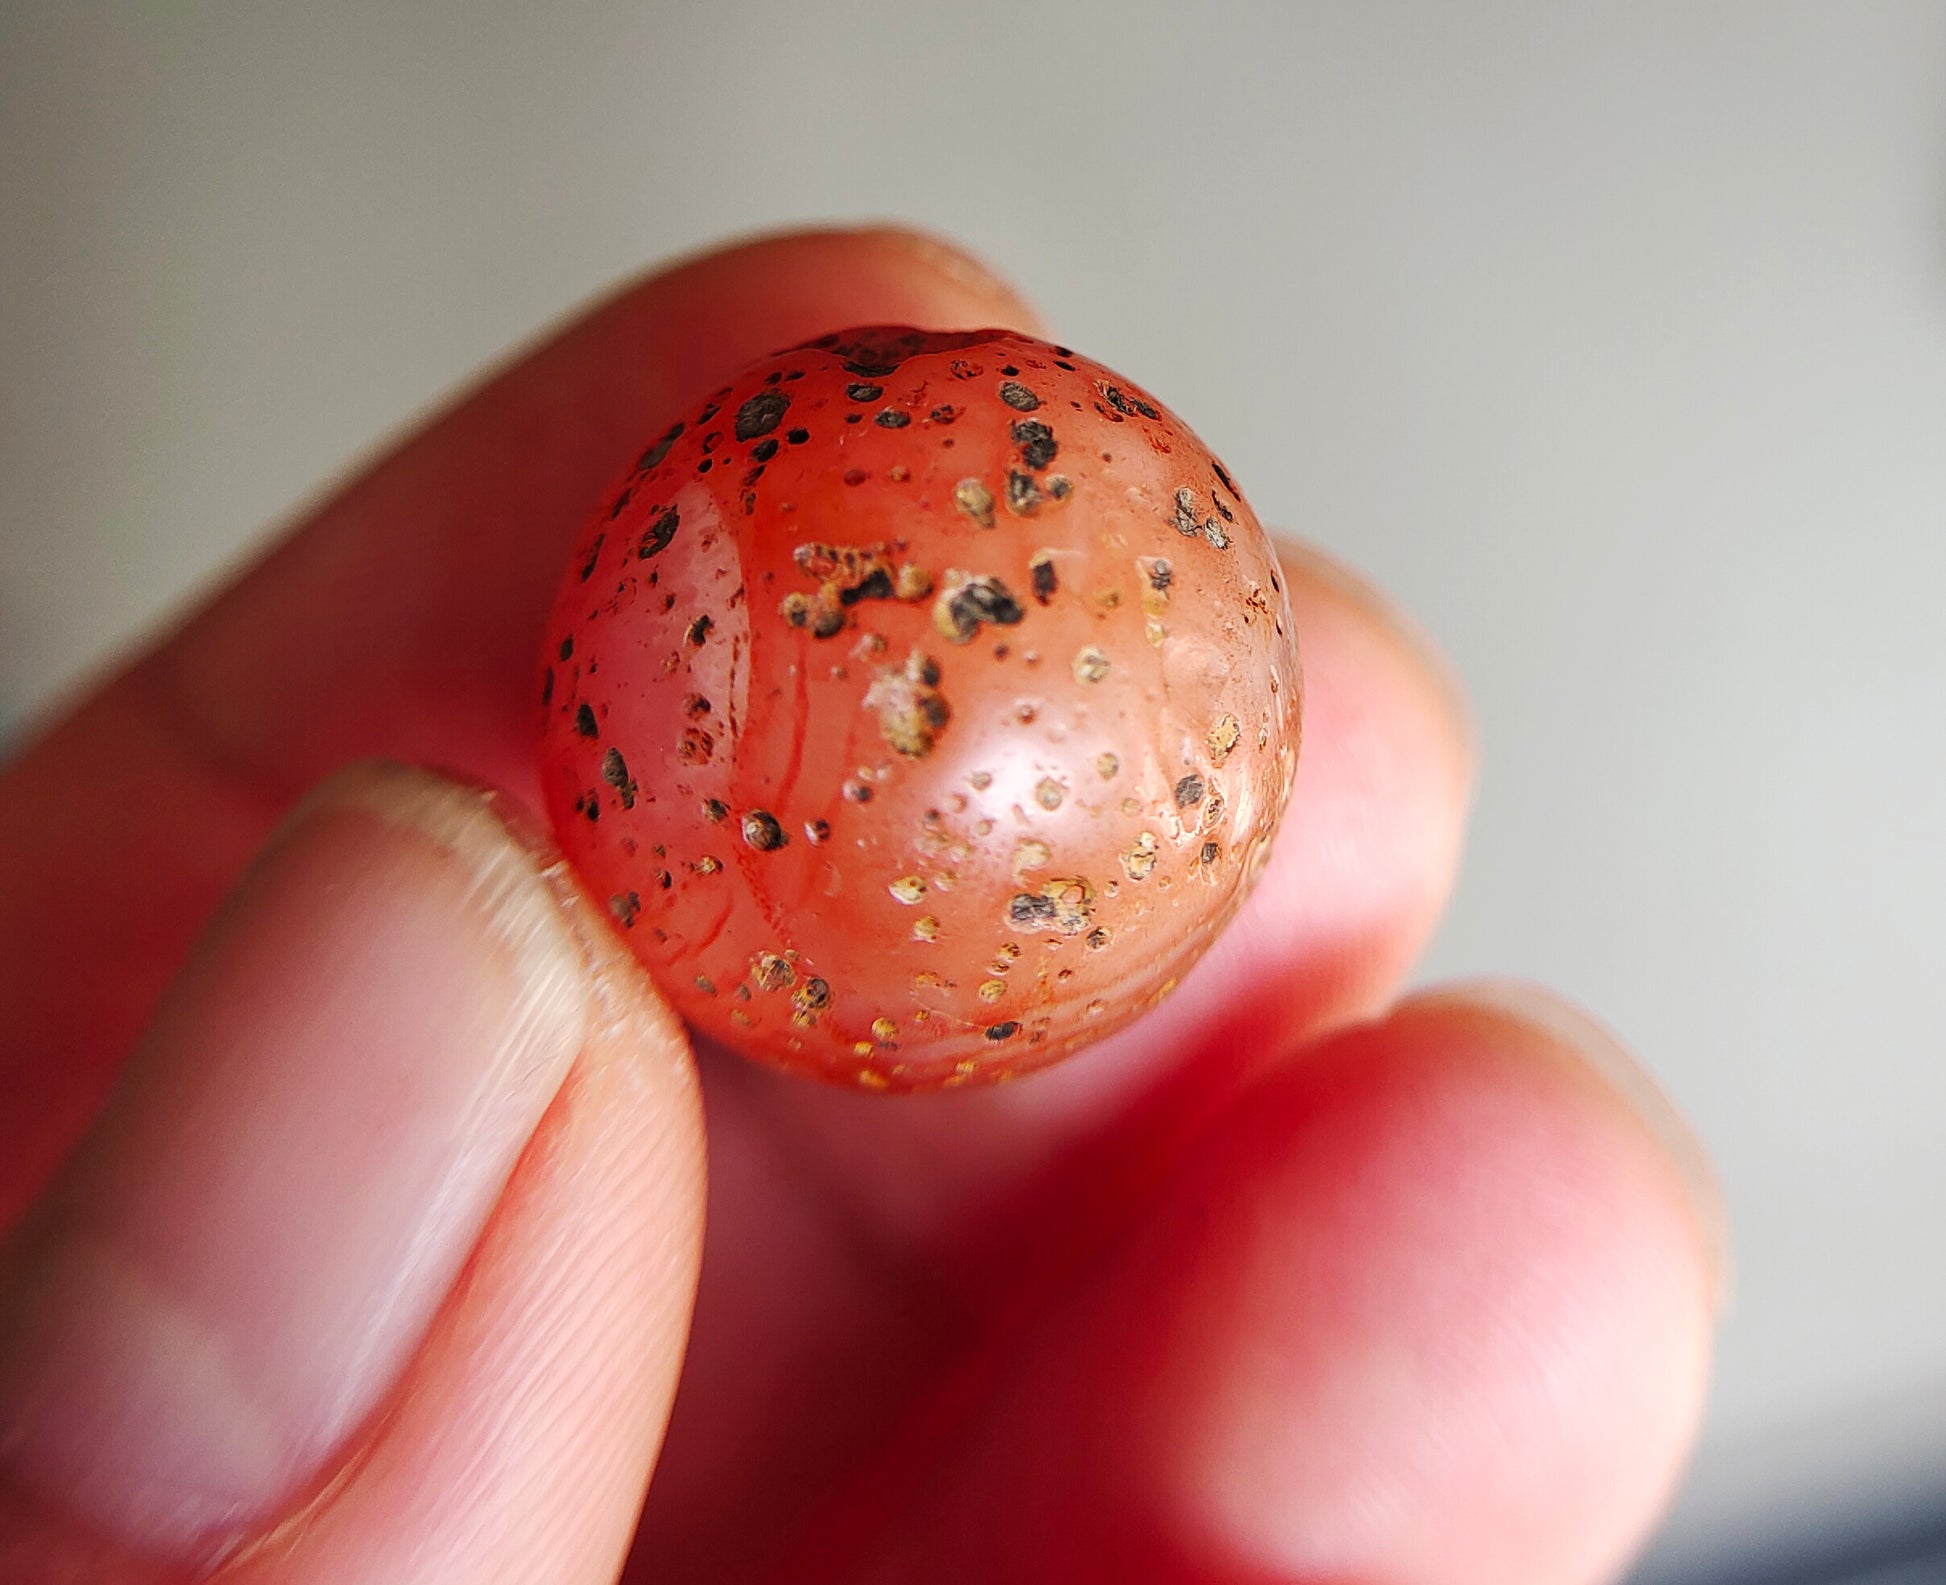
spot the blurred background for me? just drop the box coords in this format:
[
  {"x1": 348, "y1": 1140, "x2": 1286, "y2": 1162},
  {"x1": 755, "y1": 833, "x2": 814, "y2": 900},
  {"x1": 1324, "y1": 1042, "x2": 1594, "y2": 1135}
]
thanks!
[{"x1": 3, "y1": 4, "x2": 1943, "y2": 1578}]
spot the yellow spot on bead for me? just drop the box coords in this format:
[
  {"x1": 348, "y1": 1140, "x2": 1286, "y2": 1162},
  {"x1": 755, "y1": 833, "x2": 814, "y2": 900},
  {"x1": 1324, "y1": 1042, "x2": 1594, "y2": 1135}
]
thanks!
[{"x1": 1207, "y1": 713, "x2": 1242, "y2": 763}]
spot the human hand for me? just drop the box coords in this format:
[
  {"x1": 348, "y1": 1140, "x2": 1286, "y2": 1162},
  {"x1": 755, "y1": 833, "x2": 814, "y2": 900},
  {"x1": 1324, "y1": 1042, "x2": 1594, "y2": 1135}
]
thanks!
[{"x1": 0, "y1": 229, "x2": 1721, "y2": 1584}]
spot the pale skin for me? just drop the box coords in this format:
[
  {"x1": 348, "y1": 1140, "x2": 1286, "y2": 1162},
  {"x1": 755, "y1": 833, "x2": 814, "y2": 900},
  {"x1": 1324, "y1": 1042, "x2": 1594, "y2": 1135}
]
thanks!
[{"x1": 0, "y1": 229, "x2": 1721, "y2": 1583}]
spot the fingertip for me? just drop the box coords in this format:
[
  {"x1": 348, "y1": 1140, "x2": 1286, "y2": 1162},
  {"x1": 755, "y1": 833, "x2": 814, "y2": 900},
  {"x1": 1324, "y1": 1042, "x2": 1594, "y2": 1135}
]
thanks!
[
  {"x1": 593, "y1": 224, "x2": 1047, "y2": 378},
  {"x1": 222, "y1": 810, "x2": 706, "y2": 1585},
  {"x1": 0, "y1": 764, "x2": 705, "y2": 1584},
  {"x1": 1130, "y1": 989, "x2": 1717, "y2": 1585},
  {"x1": 1197, "y1": 537, "x2": 1474, "y2": 1031},
  {"x1": 1402, "y1": 978, "x2": 1729, "y2": 1319},
  {"x1": 830, "y1": 224, "x2": 1048, "y2": 335},
  {"x1": 1276, "y1": 536, "x2": 1475, "y2": 782}
]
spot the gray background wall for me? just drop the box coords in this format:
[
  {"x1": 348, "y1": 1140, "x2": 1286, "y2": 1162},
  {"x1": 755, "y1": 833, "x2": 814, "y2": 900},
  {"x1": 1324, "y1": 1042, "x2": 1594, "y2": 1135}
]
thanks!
[{"x1": 5, "y1": 5, "x2": 1944, "y2": 1576}]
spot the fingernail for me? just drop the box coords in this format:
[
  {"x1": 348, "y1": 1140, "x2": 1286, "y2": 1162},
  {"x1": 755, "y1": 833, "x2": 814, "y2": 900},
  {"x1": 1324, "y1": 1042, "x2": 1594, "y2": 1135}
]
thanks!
[
  {"x1": 1420, "y1": 978, "x2": 1729, "y2": 1315},
  {"x1": 859, "y1": 225, "x2": 1049, "y2": 334},
  {"x1": 1274, "y1": 537, "x2": 1476, "y2": 767},
  {"x1": 0, "y1": 762, "x2": 590, "y2": 1556}
]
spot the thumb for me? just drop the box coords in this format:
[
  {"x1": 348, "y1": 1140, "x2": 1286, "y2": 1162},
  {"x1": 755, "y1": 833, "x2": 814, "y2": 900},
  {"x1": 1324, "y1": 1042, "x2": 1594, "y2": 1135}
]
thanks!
[{"x1": 0, "y1": 761, "x2": 705, "y2": 1583}]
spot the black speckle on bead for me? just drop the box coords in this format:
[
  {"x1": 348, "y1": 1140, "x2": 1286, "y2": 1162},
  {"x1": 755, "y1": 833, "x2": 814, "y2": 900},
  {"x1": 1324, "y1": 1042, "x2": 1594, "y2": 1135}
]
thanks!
[
  {"x1": 1174, "y1": 773, "x2": 1206, "y2": 809},
  {"x1": 875, "y1": 408, "x2": 911, "y2": 429},
  {"x1": 578, "y1": 533, "x2": 605, "y2": 582},
  {"x1": 636, "y1": 422, "x2": 683, "y2": 472},
  {"x1": 1012, "y1": 419, "x2": 1057, "y2": 470},
  {"x1": 839, "y1": 566, "x2": 895, "y2": 606},
  {"x1": 1098, "y1": 382, "x2": 1160, "y2": 421},
  {"x1": 685, "y1": 614, "x2": 713, "y2": 646},
  {"x1": 999, "y1": 381, "x2": 1040, "y2": 411},
  {"x1": 751, "y1": 437, "x2": 780, "y2": 462},
  {"x1": 1008, "y1": 892, "x2": 1058, "y2": 928},
  {"x1": 1030, "y1": 552, "x2": 1057, "y2": 604},
  {"x1": 735, "y1": 391, "x2": 790, "y2": 441},
  {"x1": 558, "y1": 635, "x2": 574, "y2": 662},
  {"x1": 985, "y1": 1020, "x2": 1020, "y2": 1041},
  {"x1": 786, "y1": 427, "x2": 810, "y2": 445},
  {"x1": 602, "y1": 746, "x2": 637, "y2": 809},
  {"x1": 742, "y1": 809, "x2": 788, "y2": 851},
  {"x1": 574, "y1": 702, "x2": 598, "y2": 738},
  {"x1": 846, "y1": 382, "x2": 883, "y2": 402},
  {"x1": 638, "y1": 506, "x2": 679, "y2": 559},
  {"x1": 935, "y1": 574, "x2": 1026, "y2": 643}
]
